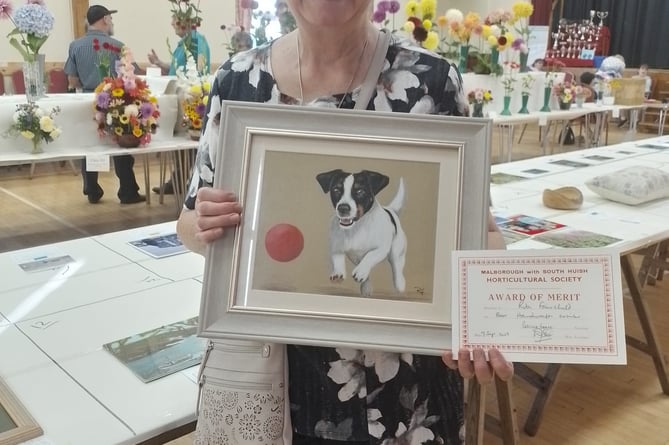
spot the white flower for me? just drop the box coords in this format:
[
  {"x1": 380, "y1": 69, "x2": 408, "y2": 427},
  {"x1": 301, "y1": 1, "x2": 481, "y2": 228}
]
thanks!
[
  {"x1": 124, "y1": 104, "x2": 139, "y2": 117},
  {"x1": 12, "y1": 112, "x2": 21, "y2": 124},
  {"x1": 445, "y1": 8, "x2": 464, "y2": 24},
  {"x1": 34, "y1": 107, "x2": 45, "y2": 117},
  {"x1": 20, "y1": 130, "x2": 35, "y2": 139},
  {"x1": 39, "y1": 115, "x2": 54, "y2": 132},
  {"x1": 49, "y1": 127, "x2": 61, "y2": 139},
  {"x1": 106, "y1": 113, "x2": 113, "y2": 125}
]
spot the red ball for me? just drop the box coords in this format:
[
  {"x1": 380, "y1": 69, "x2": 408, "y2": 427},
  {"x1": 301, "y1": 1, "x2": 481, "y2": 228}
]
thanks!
[{"x1": 264, "y1": 224, "x2": 304, "y2": 262}]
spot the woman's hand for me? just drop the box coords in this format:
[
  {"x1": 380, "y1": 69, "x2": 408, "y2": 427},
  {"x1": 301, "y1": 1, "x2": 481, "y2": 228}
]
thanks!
[
  {"x1": 442, "y1": 348, "x2": 514, "y2": 384},
  {"x1": 194, "y1": 187, "x2": 242, "y2": 244}
]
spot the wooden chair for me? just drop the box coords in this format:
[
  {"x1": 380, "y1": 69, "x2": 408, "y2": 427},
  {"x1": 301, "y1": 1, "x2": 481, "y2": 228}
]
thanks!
[
  {"x1": 11, "y1": 69, "x2": 25, "y2": 94},
  {"x1": 47, "y1": 69, "x2": 68, "y2": 93}
]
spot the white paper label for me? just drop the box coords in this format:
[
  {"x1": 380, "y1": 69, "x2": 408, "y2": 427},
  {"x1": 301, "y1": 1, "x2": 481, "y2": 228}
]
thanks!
[
  {"x1": 86, "y1": 155, "x2": 110, "y2": 172},
  {"x1": 146, "y1": 67, "x2": 162, "y2": 78},
  {"x1": 612, "y1": 107, "x2": 620, "y2": 118},
  {"x1": 539, "y1": 114, "x2": 548, "y2": 126}
]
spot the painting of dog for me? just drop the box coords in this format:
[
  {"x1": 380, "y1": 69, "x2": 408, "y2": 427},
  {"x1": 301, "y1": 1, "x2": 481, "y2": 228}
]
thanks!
[{"x1": 316, "y1": 169, "x2": 407, "y2": 297}]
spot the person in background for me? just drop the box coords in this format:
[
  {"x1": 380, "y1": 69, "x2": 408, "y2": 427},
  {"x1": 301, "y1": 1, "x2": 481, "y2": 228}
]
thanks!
[
  {"x1": 579, "y1": 71, "x2": 597, "y2": 102},
  {"x1": 149, "y1": 1, "x2": 211, "y2": 195},
  {"x1": 596, "y1": 54, "x2": 626, "y2": 80},
  {"x1": 63, "y1": 5, "x2": 145, "y2": 204},
  {"x1": 177, "y1": 0, "x2": 514, "y2": 443},
  {"x1": 530, "y1": 58, "x2": 545, "y2": 71},
  {"x1": 634, "y1": 64, "x2": 652, "y2": 99},
  {"x1": 147, "y1": 1, "x2": 211, "y2": 76}
]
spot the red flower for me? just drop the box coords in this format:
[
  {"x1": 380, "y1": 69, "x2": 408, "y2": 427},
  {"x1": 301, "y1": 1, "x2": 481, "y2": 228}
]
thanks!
[
  {"x1": 498, "y1": 36, "x2": 507, "y2": 46},
  {"x1": 102, "y1": 41, "x2": 110, "y2": 50}
]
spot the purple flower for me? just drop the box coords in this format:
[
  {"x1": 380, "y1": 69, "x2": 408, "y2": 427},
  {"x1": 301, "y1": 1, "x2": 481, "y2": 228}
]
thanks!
[
  {"x1": 376, "y1": 1, "x2": 390, "y2": 12},
  {"x1": 96, "y1": 92, "x2": 111, "y2": 109},
  {"x1": 139, "y1": 102, "x2": 154, "y2": 118},
  {"x1": 195, "y1": 103, "x2": 206, "y2": 118},
  {"x1": 511, "y1": 38, "x2": 525, "y2": 51},
  {"x1": 0, "y1": 0, "x2": 13, "y2": 19},
  {"x1": 372, "y1": 10, "x2": 386, "y2": 23},
  {"x1": 388, "y1": 1, "x2": 400, "y2": 13}
]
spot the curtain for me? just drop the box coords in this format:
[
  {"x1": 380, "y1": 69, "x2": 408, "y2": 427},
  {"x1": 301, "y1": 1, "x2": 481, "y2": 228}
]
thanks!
[
  {"x1": 560, "y1": 0, "x2": 669, "y2": 67},
  {"x1": 530, "y1": 0, "x2": 552, "y2": 26}
]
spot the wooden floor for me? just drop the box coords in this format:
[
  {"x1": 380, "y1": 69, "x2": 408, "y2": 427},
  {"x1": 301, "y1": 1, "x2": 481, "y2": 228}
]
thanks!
[{"x1": 1, "y1": 123, "x2": 668, "y2": 445}]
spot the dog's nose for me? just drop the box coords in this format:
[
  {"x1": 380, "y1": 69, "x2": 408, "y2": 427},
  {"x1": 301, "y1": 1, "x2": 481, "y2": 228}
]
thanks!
[{"x1": 337, "y1": 203, "x2": 351, "y2": 215}]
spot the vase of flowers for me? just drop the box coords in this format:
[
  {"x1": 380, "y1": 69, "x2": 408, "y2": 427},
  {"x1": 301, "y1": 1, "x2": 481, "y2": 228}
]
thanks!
[
  {"x1": 2, "y1": 0, "x2": 55, "y2": 102},
  {"x1": 553, "y1": 82, "x2": 574, "y2": 110},
  {"x1": 4, "y1": 102, "x2": 61, "y2": 154},
  {"x1": 175, "y1": 50, "x2": 210, "y2": 141},
  {"x1": 518, "y1": 73, "x2": 534, "y2": 114},
  {"x1": 467, "y1": 88, "x2": 493, "y2": 117},
  {"x1": 500, "y1": 61, "x2": 519, "y2": 116},
  {"x1": 512, "y1": 1, "x2": 534, "y2": 72},
  {"x1": 402, "y1": 0, "x2": 440, "y2": 52},
  {"x1": 574, "y1": 85, "x2": 586, "y2": 108},
  {"x1": 93, "y1": 47, "x2": 160, "y2": 148},
  {"x1": 93, "y1": 38, "x2": 122, "y2": 82}
]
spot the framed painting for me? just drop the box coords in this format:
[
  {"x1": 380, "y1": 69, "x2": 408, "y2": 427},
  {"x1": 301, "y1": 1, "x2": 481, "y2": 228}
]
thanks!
[
  {"x1": 199, "y1": 101, "x2": 492, "y2": 354},
  {"x1": 0, "y1": 379, "x2": 42, "y2": 445}
]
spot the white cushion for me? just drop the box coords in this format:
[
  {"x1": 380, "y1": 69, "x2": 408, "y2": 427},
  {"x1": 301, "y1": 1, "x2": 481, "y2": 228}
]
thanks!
[{"x1": 585, "y1": 166, "x2": 669, "y2": 205}]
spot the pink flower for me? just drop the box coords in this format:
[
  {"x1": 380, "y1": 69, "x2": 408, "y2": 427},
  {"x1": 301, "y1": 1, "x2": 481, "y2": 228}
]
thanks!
[{"x1": 0, "y1": 0, "x2": 13, "y2": 19}]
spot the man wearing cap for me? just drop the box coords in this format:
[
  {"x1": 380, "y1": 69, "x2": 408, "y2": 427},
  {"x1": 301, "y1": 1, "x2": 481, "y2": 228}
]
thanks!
[{"x1": 64, "y1": 5, "x2": 145, "y2": 205}]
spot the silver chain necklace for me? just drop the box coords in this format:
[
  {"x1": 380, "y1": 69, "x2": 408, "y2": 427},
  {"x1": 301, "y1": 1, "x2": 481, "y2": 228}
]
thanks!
[{"x1": 296, "y1": 34, "x2": 369, "y2": 108}]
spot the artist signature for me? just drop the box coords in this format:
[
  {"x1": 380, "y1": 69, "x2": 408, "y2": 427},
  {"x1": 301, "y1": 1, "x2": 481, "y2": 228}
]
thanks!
[{"x1": 532, "y1": 327, "x2": 553, "y2": 342}]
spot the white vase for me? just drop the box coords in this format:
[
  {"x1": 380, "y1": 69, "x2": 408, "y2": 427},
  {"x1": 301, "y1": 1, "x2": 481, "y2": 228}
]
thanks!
[{"x1": 23, "y1": 53, "x2": 47, "y2": 103}]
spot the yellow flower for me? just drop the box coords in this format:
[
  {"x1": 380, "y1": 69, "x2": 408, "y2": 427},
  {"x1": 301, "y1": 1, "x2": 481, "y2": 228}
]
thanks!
[
  {"x1": 112, "y1": 88, "x2": 124, "y2": 97},
  {"x1": 20, "y1": 130, "x2": 35, "y2": 140},
  {"x1": 512, "y1": 2, "x2": 534, "y2": 19},
  {"x1": 114, "y1": 127, "x2": 123, "y2": 135},
  {"x1": 405, "y1": 1, "x2": 419, "y2": 17},
  {"x1": 420, "y1": 0, "x2": 436, "y2": 19},
  {"x1": 189, "y1": 84, "x2": 202, "y2": 96},
  {"x1": 482, "y1": 25, "x2": 492, "y2": 38},
  {"x1": 423, "y1": 31, "x2": 439, "y2": 50},
  {"x1": 437, "y1": 15, "x2": 448, "y2": 27},
  {"x1": 39, "y1": 116, "x2": 55, "y2": 133},
  {"x1": 403, "y1": 21, "x2": 416, "y2": 33},
  {"x1": 119, "y1": 115, "x2": 130, "y2": 124},
  {"x1": 149, "y1": 96, "x2": 158, "y2": 103},
  {"x1": 132, "y1": 127, "x2": 143, "y2": 137},
  {"x1": 202, "y1": 81, "x2": 211, "y2": 93},
  {"x1": 483, "y1": 90, "x2": 493, "y2": 101},
  {"x1": 488, "y1": 35, "x2": 498, "y2": 46},
  {"x1": 422, "y1": 19, "x2": 432, "y2": 30},
  {"x1": 202, "y1": 96, "x2": 209, "y2": 105}
]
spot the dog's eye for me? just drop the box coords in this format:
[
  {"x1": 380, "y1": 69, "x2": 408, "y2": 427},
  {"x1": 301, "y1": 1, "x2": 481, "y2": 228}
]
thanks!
[
  {"x1": 333, "y1": 186, "x2": 342, "y2": 194},
  {"x1": 354, "y1": 189, "x2": 366, "y2": 198}
]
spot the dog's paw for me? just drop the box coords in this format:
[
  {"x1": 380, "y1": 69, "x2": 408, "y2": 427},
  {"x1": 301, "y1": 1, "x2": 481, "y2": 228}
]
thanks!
[
  {"x1": 352, "y1": 265, "x2": 370, "y2": 283},
  {"x1": 361, "y1": 280, "x2": 372, "y2": 297},
  {"x1": 330, "y1": 273, "x2": 345, "y2": 282}
]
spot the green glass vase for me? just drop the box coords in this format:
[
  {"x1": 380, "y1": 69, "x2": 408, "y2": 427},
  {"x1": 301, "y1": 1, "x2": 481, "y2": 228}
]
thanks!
[
  {"x1": 540, "y1": 86, "x2": 552, "y2": 112},
  {"x1": 500, "y1": 95, "x2": 512, "y2": 116},
  {"x1": 518, "y1": 94, "x2": 530, "y2": 114}
]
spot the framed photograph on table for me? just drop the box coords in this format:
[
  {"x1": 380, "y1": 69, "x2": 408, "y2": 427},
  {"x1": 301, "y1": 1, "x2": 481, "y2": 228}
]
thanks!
[
  {"x1": 199, "y1": 101, "x2": 492, "y2": 355},
  {"x1": 0, "y1": 379, "x2": 43, "y2": 445}
]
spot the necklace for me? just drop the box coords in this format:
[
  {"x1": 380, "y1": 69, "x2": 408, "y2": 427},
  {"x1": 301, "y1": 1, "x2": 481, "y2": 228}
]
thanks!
[{"x1": 296, "y1": 34, "x2": 369, "y2": 108}]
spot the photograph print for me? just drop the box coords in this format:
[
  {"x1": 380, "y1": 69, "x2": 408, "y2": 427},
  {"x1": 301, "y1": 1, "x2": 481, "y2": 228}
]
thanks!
[{"x1": 251, "y1": 149, "x2": 444, "y2": 303}]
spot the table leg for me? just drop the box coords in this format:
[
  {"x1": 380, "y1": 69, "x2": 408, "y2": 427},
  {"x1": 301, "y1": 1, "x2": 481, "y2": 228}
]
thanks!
[
  {"x1": 465, "y1": 379, "x2": 486, "y2": 445},
  {"x1": 539, "y1": 123, "x2": 551, "y2": 156},
  {"x1": 620, "y1": 254, "x2": 669, "y2": 394},
  {"x1": 142, "y1": 154, "x2": 151, "y2": 205},
  {"x1": 515, "y1": 363, "x2": 562, "y2": 436},
  {"x1": 659, "y1": 108, "x2": 667, "y2": 136}
]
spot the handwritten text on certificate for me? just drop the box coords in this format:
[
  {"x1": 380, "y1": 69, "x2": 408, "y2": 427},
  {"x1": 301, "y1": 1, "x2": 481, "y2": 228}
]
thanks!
[{"x1": 451, "y1": 249, "x2": 626, "y2": 364}]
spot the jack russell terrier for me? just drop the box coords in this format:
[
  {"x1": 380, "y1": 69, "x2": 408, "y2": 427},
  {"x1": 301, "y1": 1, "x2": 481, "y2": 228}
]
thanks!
[{"x1": 316, "y1": 169, "x2": 407, "y2": 297}]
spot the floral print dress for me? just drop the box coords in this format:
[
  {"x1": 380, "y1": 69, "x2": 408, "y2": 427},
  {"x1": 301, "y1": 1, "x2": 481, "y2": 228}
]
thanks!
[{"x1": 185, "y1": 32, "x2": 468, "y2": 445}]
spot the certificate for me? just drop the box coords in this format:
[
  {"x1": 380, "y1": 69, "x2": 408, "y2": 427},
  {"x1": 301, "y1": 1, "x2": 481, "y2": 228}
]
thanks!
[{"x1": 451, "y1": 249, "x2": 626, "y2": 364}]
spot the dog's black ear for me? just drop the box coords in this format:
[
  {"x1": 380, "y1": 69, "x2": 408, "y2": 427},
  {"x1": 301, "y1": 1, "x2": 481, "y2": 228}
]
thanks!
[
  {"x1": 316, "y1": 169, "x2": 344, "y2": 193},
  {"x1": 361, "y1": 170, "x2": 389, "y2": 195}
]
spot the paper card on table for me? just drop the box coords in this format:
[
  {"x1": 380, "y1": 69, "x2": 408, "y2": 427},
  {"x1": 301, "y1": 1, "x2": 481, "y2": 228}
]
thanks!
[
  {"x1": 583, "y1": 154, "x2": 615, "y2": 161},
  {"x1": 451, "y1": 249, "x2": 626, "y2": 364},
  {"x1": 85, "y1": 155, "x2": 110, "y2": 172},
  {"x1": 145, "y1": 67, "x2": 162, "y2": 78},
  {"x1": 490, "y1": 172, "x2": 527, "y2": 184},
  {"x1": 549, "y1": 159, "x2": 592, "y2": 168},
  {"x1": 128, "y1": 232, "x2": 188, "y2": 259},
  {"x1": 533, "y1": 228, "x2": 622, "y2": 248},
  {"x1": 612, "y1": 107, "x2": 620, "y2": 118},
  {"x1": 498, "y1": 214, "x2": 566, "y2": 235},
  {"x1": 522, "y1": 168, "x2": 550, "y2": 175},
  {"x1": 538, "y1": 114, "x2": 548, "y2": 126},
  {"x1": 18, "y1": 254, "x2": 75, "y2": 273}
]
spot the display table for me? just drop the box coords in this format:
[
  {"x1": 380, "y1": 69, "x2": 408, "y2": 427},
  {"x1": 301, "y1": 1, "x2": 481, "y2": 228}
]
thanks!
[
  {"x1": 490, "y1": 137, "x2": 669, "y2": 435},
  {"x1": 0, "y1": 221, "x2": 205, "y2": 445}
]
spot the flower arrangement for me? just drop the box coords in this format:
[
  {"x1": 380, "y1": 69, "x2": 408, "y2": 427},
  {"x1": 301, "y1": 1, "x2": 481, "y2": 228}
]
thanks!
[
  {"x1": 4, "y1": 102, "x2": 61, "y2": 153},
  {"x1": 168, "y1": 0, "x2": 202, "y2": 30},
  {"x1": 467, "y1": 88, "x2": 493, "y2": 104},
  {"x1": 175, "y1": 50, "x2": 210, "y2": 137},
  {"x1": 511, "y1": 2, "x2": 533, "y2": 49},
  {"x1": 93, "y1": 37, "x2": 122, "y2": 81},
  {"x1": 520, "y1": 73, "x2": 535, "y2": 96},
  {"x1": 1, "y1": 0, "x2": 54, "y2": 62},
  {"x1": 543, "y1": 58, "x2": 565, "y2": 87},
  {"x1": 93, "y1": 47, "x2": 160, "y2": 146},
  {"x1": 371, "y1": 0, "x2": 401, "y2": 31},
  {"x1": 501, "y1": 61, "x2": 520, "y2": 96},
  {"x1": 402, "y1": 0, "x2": 439, "y2": 51},
  {"x1": 553, "y1": 81, "x2": 575, "y2": 103}
]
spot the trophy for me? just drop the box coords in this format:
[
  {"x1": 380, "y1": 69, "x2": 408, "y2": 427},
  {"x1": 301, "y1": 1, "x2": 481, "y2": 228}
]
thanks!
[
  {"x1": 597, "y1": 11, "x2": 609, "y2": 28},
  {"x1": 589, "y1": 10, "x2": 596, "y2": 25},
  {"x1": 552, "y1": 32, "x2": 560, "y2": 50}
]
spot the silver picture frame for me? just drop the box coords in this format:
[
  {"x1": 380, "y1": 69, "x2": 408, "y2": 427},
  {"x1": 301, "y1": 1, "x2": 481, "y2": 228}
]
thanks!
[{"x1": 200, "y1": 101, "x2": 492, "y2": 355}]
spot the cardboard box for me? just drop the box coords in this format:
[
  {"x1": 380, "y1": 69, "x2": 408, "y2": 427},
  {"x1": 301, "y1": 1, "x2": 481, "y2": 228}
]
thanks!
[{"x1": 610, "y1": 78, "x2": 646, "y2": 105}]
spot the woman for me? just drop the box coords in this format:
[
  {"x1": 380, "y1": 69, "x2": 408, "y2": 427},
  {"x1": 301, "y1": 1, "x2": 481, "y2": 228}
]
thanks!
[{"x1": 178, "y1": 1, "x2": 513, "y2": 443}]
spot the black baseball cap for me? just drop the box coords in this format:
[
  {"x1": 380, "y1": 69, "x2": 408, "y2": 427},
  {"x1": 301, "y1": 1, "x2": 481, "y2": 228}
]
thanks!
[{"x1": 87, "y1": 5, "x2": 117, "y2": 25}]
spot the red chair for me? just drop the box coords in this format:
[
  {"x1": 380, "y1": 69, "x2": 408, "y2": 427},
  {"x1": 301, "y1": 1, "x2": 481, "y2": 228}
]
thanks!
[
  {"x1": 11, "y1": 69, "x2": 25, "y2": 94},
  {"x1": 48, "y1": 69, "x2": 68, "y2": 93}
]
